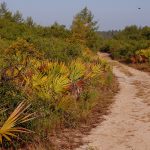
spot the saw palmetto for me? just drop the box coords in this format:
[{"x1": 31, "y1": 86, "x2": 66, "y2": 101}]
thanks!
[{"x1": 0, "y1": 101, "x2": 35, "y2": 144}]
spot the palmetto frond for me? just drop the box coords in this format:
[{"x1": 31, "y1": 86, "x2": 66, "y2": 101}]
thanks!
[
  {"x1": 32, "y1": 73, "x2": 47, "y2": 88},
  {"x1": 36, "y1": 84, "x2": 52, "y2": 100},
  {"x1": 37, "y1": 75, "x2": 70, "y2": 100},
  {"x1": 91, "y1": 64, "x2": 102, "y2": 77},
  {"x1": 97, "y1": 58, "x2": 111, "y2": 71},
  {"x1": 69, "y1": 60, "x2": 86, "y2": 82},
  {"x1": 47, "y1": 61, "x2": 69, "y2": 76},
  {"x1": 136, "y1": 48, "x2": 150, "y2": 58},
  {"x1": 0, "y1": 101, "x2": 35, "y2": 144},
  {"x1": 52, "y1": 75, "x2": 70, "y2": 94}
]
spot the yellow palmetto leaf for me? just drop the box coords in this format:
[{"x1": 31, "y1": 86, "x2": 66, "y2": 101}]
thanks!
[
  {"x1": 69, "y1": 60, "x2": 86, "y2": 82},
  {"x1": 136, "y1": 48, "x2": 150, "y2": 58},
  {"x1": 59, "y1": 62, "x2": 69, "y2": 75},
  {"x1": 91, "y1": 64, "x2": 102, "y2": 76},
  {"x1": 32, "y1": 73, "x2": 48, "y2": 88},
  {"x1": 36, "y1": 84, "x2": 52, "y2": 100},
  {"x1": 52, "y1": 75, "x2": 70, "y2": 94},
  {"x1": 0, "y1": 101, "x2": 35, "y2": 144},
  {"x1": 47, "y1": 61, "x2": 69, "y2": 77},
  {"x1": 33, "y1": 59, "x2": 41, "y2": 68}
]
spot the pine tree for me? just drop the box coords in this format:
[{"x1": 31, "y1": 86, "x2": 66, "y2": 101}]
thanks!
[{"x1": 71, "y1": 7, "x2": 101, "y2": 51}]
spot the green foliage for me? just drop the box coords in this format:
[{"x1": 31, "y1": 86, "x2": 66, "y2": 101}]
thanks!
[
  {"x1": 100, "y1": 25, "x2": 150, "y2": 61},
  {"x1": 48, "y1": 22, "x2": 70, "y2": 38},
  {"x1": 136, "y1": 48, "x2": 150, "y2": 58},
  {"x1": 0, "y1": 18, "x2": 27, "y2": 40},
  {"x1": 71, "y1": 7, "x2": 102, "y2": 51},
  {"x1": 12, "y1": 10, "x2": 23, "y2": 23},
  {"x1": 30, "y1": 37, "x2": 82, "y2": 62},
  {"x1": 0, "y1": 3, "x2": 114, "y2": 148},
  {"x1": 25, "y1": 16, "x2": 34, "y2": 27},
  {"x1": 0, "y1": 2, "x2": 12, "y2": 20}
]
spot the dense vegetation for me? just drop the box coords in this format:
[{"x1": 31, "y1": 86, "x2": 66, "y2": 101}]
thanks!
[
  {"x1": 0, "y1": 3, "x2": 116, "y2": 149},
  {"x1": 100, "y1": 25, "x2": 150, "y2": 65}
]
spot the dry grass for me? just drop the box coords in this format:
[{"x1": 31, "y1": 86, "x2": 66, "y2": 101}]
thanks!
[
  {"x1": 48, "y1": 76, "x2": 119, "y2": 150},
  {"x1": 20, "y1": 76, "x2": 119, "y2": 150}
]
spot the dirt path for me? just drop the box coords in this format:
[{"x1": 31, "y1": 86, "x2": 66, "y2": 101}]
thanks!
[{"x1": 76, "y1": 54, "x2": 150, "y2": 150}]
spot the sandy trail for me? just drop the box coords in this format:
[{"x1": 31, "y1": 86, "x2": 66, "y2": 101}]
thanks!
[{"x1": 76, "y1": 54, "x2": 150, "y2": 150}]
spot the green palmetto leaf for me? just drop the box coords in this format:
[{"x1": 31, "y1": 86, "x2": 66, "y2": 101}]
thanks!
[
  {"x1": 47, "y1": 61, "x2": 69, "y2": 77},
  {"x1": 37, "y1": 84, "x2": 52, "y2": 100},
  {"x1": 37, "y1": 75, "x2": 70, "y2": 100},
  {"x1": 69, "y1": 60, "x2": 86, "y2": 82},
  {"x1": 90, "y1": 64, "x2": 102, "y2": 77},
  {"x1": 32, "y1": 73, "x2": 48, "y2": 88},
  {"x1": 52, "y1": 75, "x2": 70, "y2": 94},
  {"x1": 136, "y1": 48, "x2": 150, "y2": 58},
  {"x1": 0, "y1": 101, "x2": 35, "y2": 144}
]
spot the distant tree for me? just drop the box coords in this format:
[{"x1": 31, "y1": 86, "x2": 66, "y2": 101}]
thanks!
[
  {"x1": 26, "y1": 16, "x2": 34, "y2": 27},
  {"x1": 100, "y1": 30, "x2": 119, "y2": 39},
  {"x1": 71, "y1": 7, "x2": 101, "y2": 51},
  {"x1": 0, "y1": 2, "x2": 14, "y2": 21},
  {"x1": 0, "y1": 2, "x2": 7, "y2": 18},
  {"x1": 116, "y1": 25, "x2": 142, "y2": 40},
  {"x1": 141, "y1": 26, "x2": 150, "y2": 40},
  {"x1": 124, "y1": 25, "x2": 139, "y2": 35},
  {"x1": 123, "y1": 25, "x2": 141, "y2": 40},
  {"x1": 13, "y1": 10, "x2": 23, "y2": 23},
  {"x1": 50, "y1": 22, "x2": 70, "y2": 38}
]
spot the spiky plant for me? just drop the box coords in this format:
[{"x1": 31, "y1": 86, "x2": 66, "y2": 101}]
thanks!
[
  {"x1": 136, "y1": 48, "x2": 150, "y2": 59},
  {"x1": 52, "y1": 75, "x2": 70, "y2": 94},
  {"x1": 0, "y1": 101, "x2": 35, "y2": 144},
  {"x1": 69, "y1": 60, "x2": 86, "y2": 82},
  {"x1": 68, "y1": 60, "x2": 87, "y2": 99},
  {"x1": 35, "y1": 74, "x2": 70, "y2": 101},
  {"x1": 31, "y1": 62, "x2": 70, "y2": 101},
  {"x1": 90, "y1": 64, "x2": 102, "y2": 77}
]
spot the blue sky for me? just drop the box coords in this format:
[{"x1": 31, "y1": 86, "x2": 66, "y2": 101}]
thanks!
[{"x1": 1, "y1": 0, "x2": 150, "y2": 31}]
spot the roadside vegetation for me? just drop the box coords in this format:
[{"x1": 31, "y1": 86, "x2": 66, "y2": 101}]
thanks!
[
  {"x1": 0, "y1": 3, "x2": 117, "y2": 149},
  {"x1": 100, "y1": 25, "x2": 150, "y2": 73}
]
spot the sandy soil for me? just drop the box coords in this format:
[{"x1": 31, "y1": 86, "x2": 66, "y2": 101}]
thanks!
[{"x1": 76, "y1": 53, "x2": 150, "y2": 150}]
